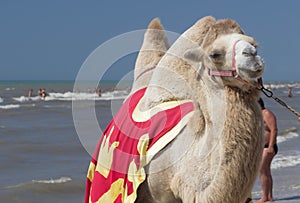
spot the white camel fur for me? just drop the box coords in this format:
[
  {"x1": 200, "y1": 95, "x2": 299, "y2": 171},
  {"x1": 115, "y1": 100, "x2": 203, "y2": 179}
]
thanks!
[{"x1": 133, "y1": 16, "x2": 265, "y2": 203}]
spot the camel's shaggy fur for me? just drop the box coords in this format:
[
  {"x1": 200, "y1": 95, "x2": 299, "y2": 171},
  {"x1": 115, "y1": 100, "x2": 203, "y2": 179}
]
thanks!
[
  {"x1": 201, "y1": 18, "x2": 244, "y2": 49},
  {"x1": 135, "y1": 16, "x2": 264, "y2": 203}
]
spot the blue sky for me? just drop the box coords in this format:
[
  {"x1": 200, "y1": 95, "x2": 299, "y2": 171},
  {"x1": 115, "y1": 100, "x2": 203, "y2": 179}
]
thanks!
[{"x1": 1, "y1": 1, "x2": 299, "y2": 82}]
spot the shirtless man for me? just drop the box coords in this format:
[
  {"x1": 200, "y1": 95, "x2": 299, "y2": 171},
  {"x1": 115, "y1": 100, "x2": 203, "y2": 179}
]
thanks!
[{"x1": 255, "y1": 98, "x2": 278, "y2": 203}]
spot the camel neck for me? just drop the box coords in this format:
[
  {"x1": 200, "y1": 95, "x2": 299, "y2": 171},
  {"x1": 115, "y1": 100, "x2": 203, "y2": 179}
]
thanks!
[{"x1": 204, "y1": 86, "x2": 263, "y2": 202}]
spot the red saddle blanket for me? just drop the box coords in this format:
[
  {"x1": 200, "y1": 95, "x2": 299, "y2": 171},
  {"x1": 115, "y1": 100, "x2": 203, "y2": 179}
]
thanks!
[{"x1": 85, "y1": 87, "x2": 194, "y2": 203}]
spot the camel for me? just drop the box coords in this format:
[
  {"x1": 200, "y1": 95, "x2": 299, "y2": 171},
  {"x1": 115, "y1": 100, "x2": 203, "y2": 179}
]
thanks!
[
  {"x1": 85, "y1": 16, "x2": 265, "y2": 203},
  {"x1": 135, "y1": 17, "x2": 265, "y2": 203}
]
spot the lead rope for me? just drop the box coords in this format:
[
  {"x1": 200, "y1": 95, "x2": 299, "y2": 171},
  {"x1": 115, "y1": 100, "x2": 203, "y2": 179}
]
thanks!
[{"x1": 258, "y1": 79, "x2": 300, "y2": 118}]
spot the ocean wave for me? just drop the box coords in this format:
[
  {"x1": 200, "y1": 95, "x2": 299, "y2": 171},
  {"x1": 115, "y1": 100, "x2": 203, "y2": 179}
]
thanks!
[
  {"x1": 0, "y1": 104, "x2": 36, "y2": 110},
  {"x1": 13, "y1": 96, "x2": 41, "y2": 102},
  {"x1": 2, "y1": 177, "x2": 72, "y2": 190},
  {"x1": 5, "y1": 87, "x2": 15, "y2": 91},
  {"x1": 289, "y1": 184, "x2": 300, "y2": 190},
  {"x1": 279, "y1": 127, "x2": 297, "y2": 135},
  {"x1": 12, "y1": 90, "x2": 129, "y2": 102},
  {"x1": 0, "y1": 104, "x2": 20, "y2": 109},
  {"x1": 47, "y1": 90, "x2": 129, "y2": 101},
  {"x1": 266, "y1": 82, "x2": 300, "y2": 90},
  {"x1": 0, "y1": 97, "x2": 3, "y2": 103},
  {"x1": 277, "y1": 132, "x2": 299, "y2": 144},
  {"x1": 32, "y1": 176, "x2": 72, "y2": 184},
  {"x1": 272, "y1": 151, "x2": 300, "y2": 169}
]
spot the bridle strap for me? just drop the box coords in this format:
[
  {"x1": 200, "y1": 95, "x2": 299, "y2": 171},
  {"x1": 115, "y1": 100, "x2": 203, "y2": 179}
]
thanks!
[
  {"x1": 207, "y1": 39, "x2": 241, "y2": 78},
  {"x1": 207, "y1": 69, "x2": 236, "y2": 77},
  {"x1": 231, "y1": 39, "x2": 240, "y2": 71}
]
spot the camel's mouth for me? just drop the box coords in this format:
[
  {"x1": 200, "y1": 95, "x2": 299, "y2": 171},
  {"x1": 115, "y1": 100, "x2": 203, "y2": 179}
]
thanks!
[{"x1": 238, "y1": 67, "x2": 264, "y2": 80}]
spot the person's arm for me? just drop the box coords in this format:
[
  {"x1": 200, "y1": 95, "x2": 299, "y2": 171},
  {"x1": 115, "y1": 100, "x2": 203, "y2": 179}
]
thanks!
[{"x1": 263, "y1": 109, "x2": 278, "y2": 154}]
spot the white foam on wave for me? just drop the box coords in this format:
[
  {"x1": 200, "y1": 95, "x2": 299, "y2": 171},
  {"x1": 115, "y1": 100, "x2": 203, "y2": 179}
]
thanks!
[
  {"x1": 0, "y1": 104, "x2": 20, "y2": 109},
  {"x1": 46, "y1": 91, "x2": 99, "y2": 101},
  {"x1": 32, "y1": 176, "x2": 72, "y2": 184},
  {"x1": 47, "y1": 90, "x2": 129, "y2": 101},
  {"x1": 279, "y1": 127, "x2": 297, "y2": 135},
  {"x1": 13, "y1": 96, "x2": 40, "y2": 102},
  {"x1": 289, "y1": 184, "x2": 300, "y2": 190},
  {"x1": 267, "y1": 82, "x2": 300, "y2": 90},
  {"x1": 277, "y1": 132, "x2": 299, "y2": 144},
  {"x1": 2, "y1": 176, "x2": 72, "y2": 189},
  {"x1": 0, "y1": 103, "x2": 36, "y2": 110},
  {"x1": 272, "y1": 151, "x2": 300, "y2": 169},
  {"x1": 0, "y1": 97, "x2": 3, "y2": 103},
  {"x1": 5, "y1": 87, "x2": 15, "y2": 91},
  {"x1": 12, "y1": 90, "x2": 129, "y2": 102}
]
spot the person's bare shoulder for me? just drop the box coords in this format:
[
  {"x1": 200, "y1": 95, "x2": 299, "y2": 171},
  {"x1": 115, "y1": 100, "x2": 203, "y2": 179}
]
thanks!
[{"x1": 263, "y1": 109, "x2": 275, "y2": 118}]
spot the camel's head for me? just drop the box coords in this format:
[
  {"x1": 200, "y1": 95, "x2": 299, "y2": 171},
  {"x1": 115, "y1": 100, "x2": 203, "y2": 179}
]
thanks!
[{"x1": 184, "y1": 20, "x2": 265, "y2": 90}]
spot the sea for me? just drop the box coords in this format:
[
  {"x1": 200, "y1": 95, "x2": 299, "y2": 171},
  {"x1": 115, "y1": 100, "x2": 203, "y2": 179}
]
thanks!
[{"x1": 0, "y1": 80, "x2": 299, "y2": 203}]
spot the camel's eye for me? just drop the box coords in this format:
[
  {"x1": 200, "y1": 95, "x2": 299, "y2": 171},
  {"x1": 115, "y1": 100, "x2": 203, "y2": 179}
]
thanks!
[
  {"x1": 242, "y1": 51, "x2": 257, "y2": 57},
  {"x1": 209, "y1": 48, "x2": 225, "y2": 62},
  {"x1": 242, "y1": 52, "x2": 251, "y2": 56},
  {"x1": 210, "y1": 53, "x2": 222, "y2": 59},
  {"x1": 242, "y1": 46, "x2": 257, "y2": 57}
]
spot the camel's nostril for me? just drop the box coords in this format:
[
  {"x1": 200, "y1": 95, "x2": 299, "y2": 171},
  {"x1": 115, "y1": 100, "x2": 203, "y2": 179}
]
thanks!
[
  {"x1": 255, "y1": 62, "x2": 264, "y2": 70},
  {"x1": 255, "y1": 66, "x2": 262, "y2": 71}
]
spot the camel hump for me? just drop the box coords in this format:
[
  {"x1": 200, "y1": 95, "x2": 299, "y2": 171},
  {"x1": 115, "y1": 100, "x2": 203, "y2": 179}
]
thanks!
[
  {"x1": 147, "y1": 18, "x2": 163, "y2": 30},
  {"x1": 139, "y1": 18, "x2": 169, "y2": 50},
  {"x1": 131, "y1": 18, "x2": 169, "y2": 93}
]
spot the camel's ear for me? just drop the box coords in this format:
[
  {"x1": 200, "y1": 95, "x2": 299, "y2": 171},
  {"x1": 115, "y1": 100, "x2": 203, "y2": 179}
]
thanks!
[{"x1": 184, "y1": 47, "x2": 204, "y2": 62}]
